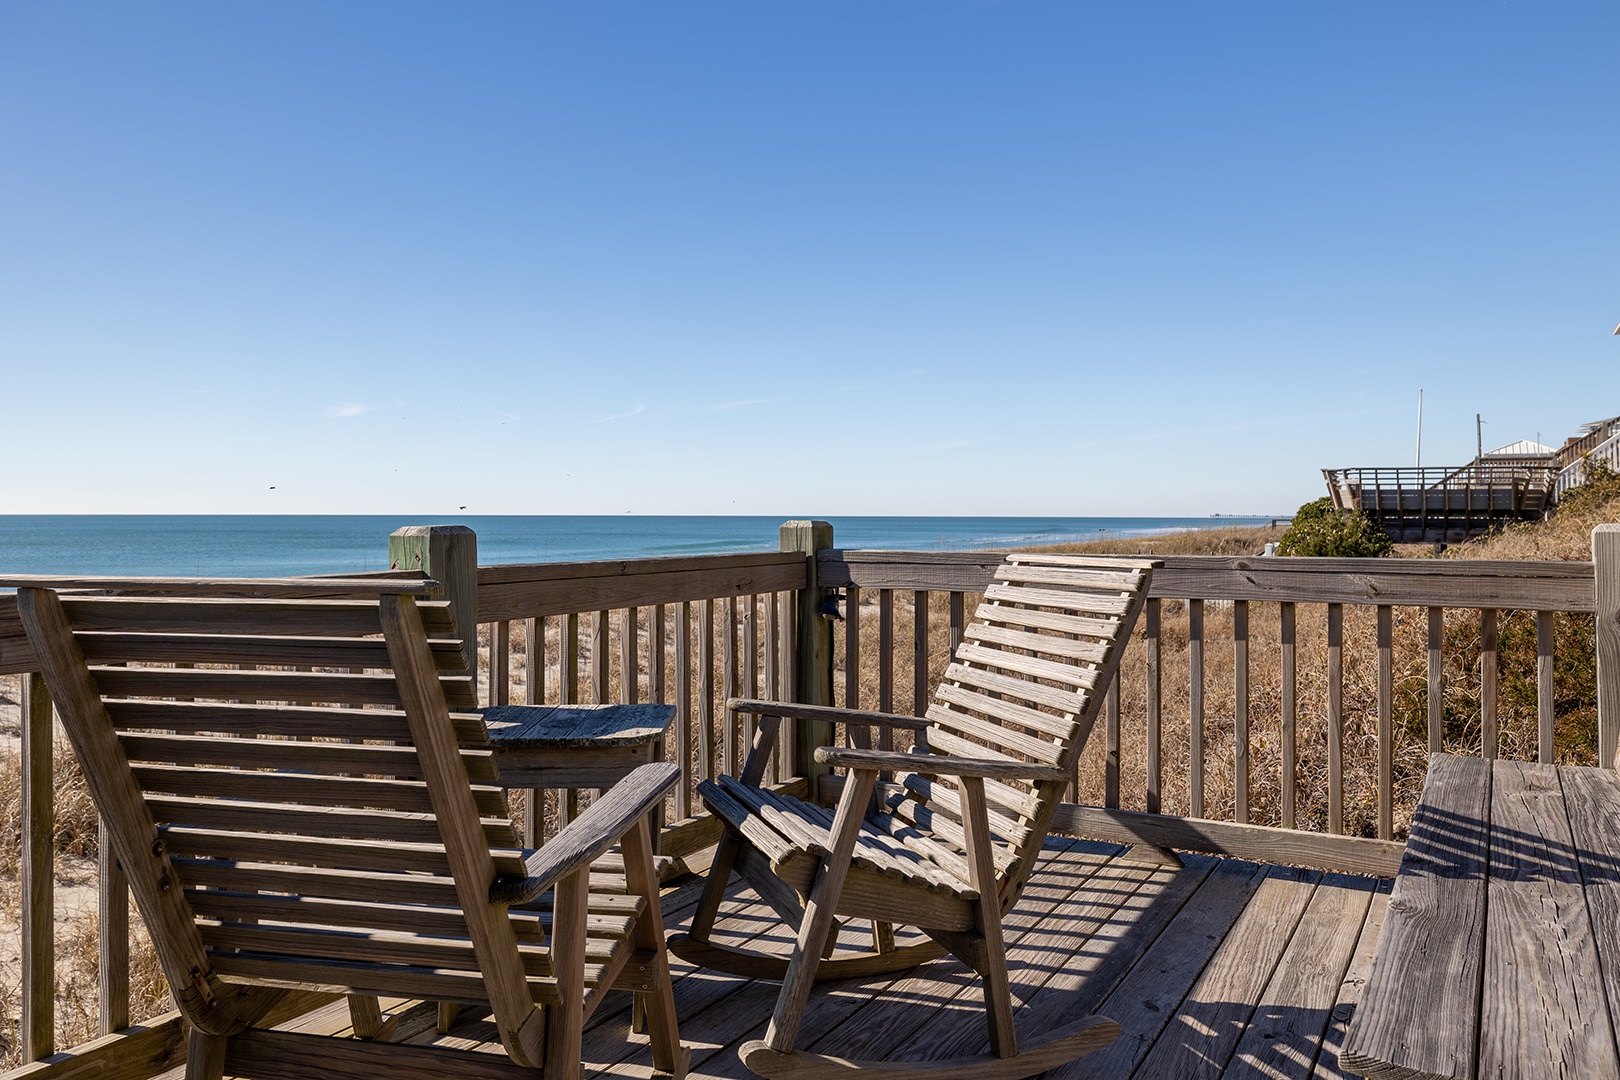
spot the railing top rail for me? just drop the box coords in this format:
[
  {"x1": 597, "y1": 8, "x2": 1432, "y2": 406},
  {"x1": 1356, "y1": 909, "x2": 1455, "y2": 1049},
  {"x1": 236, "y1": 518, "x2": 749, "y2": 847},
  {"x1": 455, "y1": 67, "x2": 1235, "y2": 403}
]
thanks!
[
  {"x1": 475, "y1": 549, "x2": 808, "y2": 622},
  {"x1": 1325, "y1": 464, "x2": 1556, "y2": 482},
  {"x1": 819, "y1": 550, "x2": 1597, "y2": 612},
  {"x1": 476, "y1": 549, "x2": 802, "y2": 585},
  {"x1": 0, "y1": 573, "x2": 441, "y2": 597}
]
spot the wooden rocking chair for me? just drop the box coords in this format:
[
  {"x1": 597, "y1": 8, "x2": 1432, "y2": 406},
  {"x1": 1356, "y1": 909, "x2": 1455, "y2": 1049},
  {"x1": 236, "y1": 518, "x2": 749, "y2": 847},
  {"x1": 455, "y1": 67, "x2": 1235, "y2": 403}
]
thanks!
[
  {"x1": 10, "y1": 575, "x2": 688, "y2": 1080},
  {"x1": 668, "y1": 553, "x2": 1158, "y2": 1079}
]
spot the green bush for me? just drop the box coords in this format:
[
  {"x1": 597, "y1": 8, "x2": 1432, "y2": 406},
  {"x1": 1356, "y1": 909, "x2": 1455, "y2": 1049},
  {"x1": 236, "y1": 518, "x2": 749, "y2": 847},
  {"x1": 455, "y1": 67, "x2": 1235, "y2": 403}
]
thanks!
[{"x1": 1276, "y1": 497, "x2": 1394, "y2": 558}]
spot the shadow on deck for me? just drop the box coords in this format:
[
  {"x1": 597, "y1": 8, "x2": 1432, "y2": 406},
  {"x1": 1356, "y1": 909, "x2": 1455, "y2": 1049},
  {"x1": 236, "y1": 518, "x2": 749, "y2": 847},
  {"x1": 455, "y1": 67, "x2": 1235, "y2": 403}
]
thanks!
[{"x1": 179, "y1": 837, "x2": 1390, "y2": 1079}]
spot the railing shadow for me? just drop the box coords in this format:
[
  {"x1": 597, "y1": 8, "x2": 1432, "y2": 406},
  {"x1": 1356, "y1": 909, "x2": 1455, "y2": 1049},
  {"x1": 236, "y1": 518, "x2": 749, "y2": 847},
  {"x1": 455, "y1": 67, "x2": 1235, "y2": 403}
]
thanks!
[{"x1": 1401, "y1": 799, "x2": 1620, "y2": 886}]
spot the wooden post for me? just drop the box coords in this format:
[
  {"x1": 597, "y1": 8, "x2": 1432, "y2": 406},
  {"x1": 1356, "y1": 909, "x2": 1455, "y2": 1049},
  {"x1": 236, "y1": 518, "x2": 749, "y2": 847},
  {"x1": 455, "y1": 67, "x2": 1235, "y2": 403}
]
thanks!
[
  {"x1": 389, "y1": 525, "x2": 478, "y2": 671},
  {"x1": 1596, "y1": 525, "x2": 1620, "y2": 769},
  {"x1": 781, "y1": 520, "x2": 834, "y2": 788},
  {"x1": 22, "y1": 673, "x2": 53, "y2": 1061}
]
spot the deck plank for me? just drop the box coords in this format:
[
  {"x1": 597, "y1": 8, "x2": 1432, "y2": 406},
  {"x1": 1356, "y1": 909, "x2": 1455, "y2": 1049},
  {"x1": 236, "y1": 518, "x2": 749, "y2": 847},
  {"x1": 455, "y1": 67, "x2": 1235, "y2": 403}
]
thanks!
[
  {"x1": 701, "y1": 838, "x2": 1111, "y2": 1076},
  {"x1": 1308, "y1": 879, "x2": 1392, "y2": 1080},
  {"x1": 1341, "y1": 754, "x2": 1490, "y2": 1080},
  {"x1": 1478, "y1": 760, "x2": 1620, "y2": 1079},
  {"x1": 1554, "y1": 764, "x2": 1620, "y2": 1045},
  {"x1": 886, "y1": 851, "x2": 1218, "y2": 1064},
  {"x1": 1044, "y1": 857, "x2": 1271, "y2": 1080},
  {"x1": 1223, "y1": 872, "x2": 1376, "y2": 1080},
  {"x1": 1123, "y1": 864, "x2": 1321, "y2": 1080}
]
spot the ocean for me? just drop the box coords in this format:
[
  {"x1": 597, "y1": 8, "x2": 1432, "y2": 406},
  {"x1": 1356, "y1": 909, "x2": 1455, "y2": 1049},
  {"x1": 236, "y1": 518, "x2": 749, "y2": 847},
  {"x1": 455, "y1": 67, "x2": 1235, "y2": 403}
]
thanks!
[{"x1": 0, "y1": 515, "x2": 1276, "y2": 578}]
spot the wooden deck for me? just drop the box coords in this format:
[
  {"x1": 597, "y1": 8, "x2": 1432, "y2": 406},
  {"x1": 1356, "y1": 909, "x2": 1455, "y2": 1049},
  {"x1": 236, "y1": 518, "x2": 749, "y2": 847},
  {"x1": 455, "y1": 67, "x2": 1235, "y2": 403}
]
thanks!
[{"x1": 181, "y1": 837, "x2": 1391, "y2": 1080}]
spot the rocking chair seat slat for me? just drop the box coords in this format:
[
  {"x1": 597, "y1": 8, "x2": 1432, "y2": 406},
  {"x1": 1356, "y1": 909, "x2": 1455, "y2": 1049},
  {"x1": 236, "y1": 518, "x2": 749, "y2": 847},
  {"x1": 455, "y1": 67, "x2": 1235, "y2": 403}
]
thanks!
[{"x1": 704, "y1": 778, "x2": 979, "y2": 899}]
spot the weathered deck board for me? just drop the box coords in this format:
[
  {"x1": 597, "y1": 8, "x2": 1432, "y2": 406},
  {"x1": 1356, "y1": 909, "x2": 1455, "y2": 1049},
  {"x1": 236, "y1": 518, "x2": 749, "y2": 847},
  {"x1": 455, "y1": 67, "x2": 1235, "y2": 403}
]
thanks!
[
  {"x1": 1044, "y1": 856, "x2": 1269, "y2": 1079},
  {"x1": 1340, "y1": 754, "x2": 1490, "y2": 1080},
  {"x1": 189, "y1": 843, "x2": 1389, "y2": 1080},
  {"x1": 1309, "y1": 880, "x2": 1391, "y2": 1080},
  {"x1": 1478, "y1": 760, "x2": 1620, "y2": 1078},
  {"x1": 1125, "y1": 864, "x2": 1322, "y2": 1079},
  {"x1": 1223, "y1": 872, "x2": 1376, "y2": 1080}
]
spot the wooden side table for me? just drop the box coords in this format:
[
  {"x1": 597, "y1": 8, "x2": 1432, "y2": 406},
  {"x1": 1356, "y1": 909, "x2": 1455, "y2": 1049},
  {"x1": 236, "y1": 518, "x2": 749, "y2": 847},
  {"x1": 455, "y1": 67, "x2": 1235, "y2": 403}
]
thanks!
[{"x1": 482, "y1": 703, "x2": 678, "y2": 844}]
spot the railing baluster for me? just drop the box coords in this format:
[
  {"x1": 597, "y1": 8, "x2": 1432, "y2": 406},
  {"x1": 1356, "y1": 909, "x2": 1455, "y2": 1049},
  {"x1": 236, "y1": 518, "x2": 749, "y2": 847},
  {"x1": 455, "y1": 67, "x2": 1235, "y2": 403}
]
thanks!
[
  {"x1": 1537, "y1": 610, "x2": 1555, "y2": 764},
  {"x1": 783, "y1": 590, "x2": 798, "y2": 774},
  {"x1": 23, "y1": 672, "x2": 54, "y2": 1060},
  {"x1": 1481, "y1": 608, "x2": 1499, "y2": 760},
  {"x1": 699, "y1": 599, "x2": 716, "y2": 785},
  {"x1": 723, "y1": 596, "x2": 738, "y2": 774},
  {"x1": 949, "y1": 591, "x2": 965, "y2": 654},
  {"x1": 521, "y1": 616, "x2": 543, "y2": 846},
  {"x1": 559, "y1": 612, "x2": 579, "y2": 828},
  {"x1": 676, "y1": 601, "x2": 693, "y2": 819},
  {"x1": 1145, "y1": 597, "x2": 1161, "y2": 815},
  {"x1": 913, "y1": 590, "x2": 929, "y2": 719},
  {"x1": 1188, "y1": 598, "x2": 1204, "y2": 819},
  {"x1": 1103, "y1": 673, "x2": 1120, "y2": 809},
  {"x1": 1328, "y1": 603, "x2": 1344, "y2": 835},
  {"x1": 878, "y1": 589, "x2": 894, "y2": 752},
  {"x1": 1280, "y1": 601, "x2": 1296, "y2": 830},
  {"x1": 766, "y1": 591, "x2": 782, "y2": 781},
  {"x1": 652, "y1": 605, "x2": 666, "y2": 704},
  {"x1": 844, "y1": 586, "x2": 867, "y2": 748},
  {"x1": 490, "y1": 620, "x2": 510, "y2": 706},
  {"x1": 743, "y1": 594, "x2": 759, "y2": 758},
  {"x1": 98, "y1": 819, "x2": 129, "y2": 1034},
  {"x1": 621, "y1": 607, "x2": 639, "y2": 705},
  {"x1": 524, "y1": 616, "x2": 543, "y2": 705},
  {"x1": 561, "y1": 613, "x2": 579, "y2": 704},
  {"x1": 1233, "y1": 599, "x2": 1249, "y2": 825},
  {"x1": 1427, "y1": 607, "x2": 1443, "y2": 754},
  {"x1": 1377, "y1": 604, "x2": 1393, "y2": 840},
  {"x1": 592, "y1": 609, "x2": 609, "y2": 705},
  {"x1": 844, "y1": 586, "x2": 862, "y2": 711}
]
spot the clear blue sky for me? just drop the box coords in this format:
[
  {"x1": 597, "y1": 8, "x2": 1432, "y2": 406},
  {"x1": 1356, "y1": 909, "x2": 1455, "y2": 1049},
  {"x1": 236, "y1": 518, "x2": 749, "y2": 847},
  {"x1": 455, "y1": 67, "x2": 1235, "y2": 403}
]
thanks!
[{"x1": 3, "y1": 3, "x2": 1616, "y2": 516}]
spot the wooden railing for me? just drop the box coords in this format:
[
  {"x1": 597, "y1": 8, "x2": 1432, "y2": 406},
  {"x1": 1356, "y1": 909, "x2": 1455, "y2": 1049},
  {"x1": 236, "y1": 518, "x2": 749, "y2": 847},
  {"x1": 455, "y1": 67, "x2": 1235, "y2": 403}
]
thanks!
[
  {"x1": 1555, "y1": 415, "x2": 1620, "y2": 470},
  {"x1": 819, "y1": 550, "x2": 1604, "y2": 838},
  {"x1": 4, "y1": 521, "x2": 1620, "y2": 1075},
  {"x1": 1556, "y1": 429, "x2": 1620, "y2": 499},
  {"x1": 470, "y1": 547, "x2": 813, "y2": 853}
]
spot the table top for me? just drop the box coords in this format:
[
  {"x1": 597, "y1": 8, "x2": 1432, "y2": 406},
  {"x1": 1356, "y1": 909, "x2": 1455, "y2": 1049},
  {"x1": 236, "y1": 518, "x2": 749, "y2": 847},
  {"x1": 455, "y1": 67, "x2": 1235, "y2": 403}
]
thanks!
[
  {"x1": 1343, "y1": 754, "x2": 1620, "y2": 1080},
  {"x1": 481, "y1": 703, "x2": 676, "y2": 748}
]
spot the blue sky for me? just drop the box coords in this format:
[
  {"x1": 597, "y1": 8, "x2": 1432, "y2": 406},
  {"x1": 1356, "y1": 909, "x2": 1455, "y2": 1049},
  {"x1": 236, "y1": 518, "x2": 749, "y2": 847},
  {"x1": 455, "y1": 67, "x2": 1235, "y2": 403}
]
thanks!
[{"x1": 3, "y1": 3, "x2": 1616, "y2": 516}]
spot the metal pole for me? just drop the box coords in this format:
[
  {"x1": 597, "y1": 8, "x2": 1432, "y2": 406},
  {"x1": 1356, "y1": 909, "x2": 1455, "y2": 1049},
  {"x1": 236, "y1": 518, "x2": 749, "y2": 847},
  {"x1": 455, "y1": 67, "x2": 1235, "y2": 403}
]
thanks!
[{"x1": 1416, "y1": 388, "x2": 1423, "y2": 469}]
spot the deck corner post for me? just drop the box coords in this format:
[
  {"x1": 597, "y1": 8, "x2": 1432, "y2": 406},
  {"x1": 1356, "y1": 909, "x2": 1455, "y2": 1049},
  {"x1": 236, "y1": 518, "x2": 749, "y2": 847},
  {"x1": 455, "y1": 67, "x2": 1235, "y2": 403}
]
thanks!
[
  {"x1": 389, "y1": 525, "x2": 479, "y2": 673},
  {"x1": 780, "y1": 520, "x2": 834, "y2": 787},
  {"x1": 1595, "y1": 524, "x2": 1620, "y2": 769}
]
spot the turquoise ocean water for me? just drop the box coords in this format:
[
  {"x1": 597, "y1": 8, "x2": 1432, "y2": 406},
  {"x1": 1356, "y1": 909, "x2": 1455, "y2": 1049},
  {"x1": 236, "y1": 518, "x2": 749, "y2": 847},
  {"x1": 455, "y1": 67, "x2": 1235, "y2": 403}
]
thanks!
[{"x1": 0, "y1": 515, "x2": 1276, "y2": 578}]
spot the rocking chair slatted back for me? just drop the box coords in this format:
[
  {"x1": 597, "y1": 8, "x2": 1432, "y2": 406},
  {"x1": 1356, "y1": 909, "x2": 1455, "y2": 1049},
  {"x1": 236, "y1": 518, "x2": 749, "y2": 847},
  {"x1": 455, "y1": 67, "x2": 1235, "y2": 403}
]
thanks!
[
  {"x1": 12, "y1": 584, "x2": 553, "y2": 1013},
  {"x1": 881, "y1": 553, "x2": 1156, "y2": 898}
]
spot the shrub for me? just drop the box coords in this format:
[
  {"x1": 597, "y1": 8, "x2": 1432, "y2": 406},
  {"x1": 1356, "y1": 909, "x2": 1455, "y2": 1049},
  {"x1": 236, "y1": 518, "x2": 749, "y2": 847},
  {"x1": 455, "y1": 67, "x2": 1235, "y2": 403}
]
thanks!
[{"x1": 1276, "y1": 497, "x2": 1394, "y2": 558}]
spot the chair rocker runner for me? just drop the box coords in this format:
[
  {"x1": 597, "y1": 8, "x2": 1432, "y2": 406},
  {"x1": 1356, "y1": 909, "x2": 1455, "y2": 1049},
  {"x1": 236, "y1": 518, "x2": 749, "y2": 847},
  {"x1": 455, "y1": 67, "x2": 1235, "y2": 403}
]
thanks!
[
  {"x1": 9, "y1": 574, "x2": 689, "y2": 1080},
  {"x1": 668, "y1": 553, "x2": 1158, "y2": 1080}
]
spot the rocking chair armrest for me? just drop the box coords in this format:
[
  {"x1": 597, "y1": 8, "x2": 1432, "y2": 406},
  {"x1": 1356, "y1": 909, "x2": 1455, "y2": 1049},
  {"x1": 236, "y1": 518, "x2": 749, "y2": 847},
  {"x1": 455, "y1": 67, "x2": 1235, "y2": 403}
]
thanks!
[
  {"x1": 491, "y1": 761, "x2": 680, "y2": 906},
  {"x1": 814, "y1": 746, "x2": 1070, "y2": 783},
  {"x1": 726, "y1": 698, "x2": 933, "y2": 733}
]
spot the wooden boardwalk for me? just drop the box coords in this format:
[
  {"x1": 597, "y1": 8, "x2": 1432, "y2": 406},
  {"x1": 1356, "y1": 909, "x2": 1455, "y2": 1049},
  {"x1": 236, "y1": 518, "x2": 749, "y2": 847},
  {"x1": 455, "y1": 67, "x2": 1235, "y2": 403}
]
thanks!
[{"x1": 193, "y1": 837, "x2": 1390, "y2": 1080}]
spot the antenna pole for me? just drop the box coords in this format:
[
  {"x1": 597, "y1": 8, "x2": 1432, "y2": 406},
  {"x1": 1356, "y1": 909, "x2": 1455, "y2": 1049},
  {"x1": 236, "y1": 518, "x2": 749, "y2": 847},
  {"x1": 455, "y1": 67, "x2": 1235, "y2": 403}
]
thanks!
[{"x1": 1416, "y1": 388, "x2": 1423, "y2": 469}]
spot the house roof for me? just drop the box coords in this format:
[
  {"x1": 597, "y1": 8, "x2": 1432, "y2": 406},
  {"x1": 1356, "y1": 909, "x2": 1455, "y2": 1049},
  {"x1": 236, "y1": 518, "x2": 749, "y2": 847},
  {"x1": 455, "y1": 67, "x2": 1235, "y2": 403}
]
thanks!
[{"x1": 1484, "y1": 440, "x2": 1556, "y2": 457}]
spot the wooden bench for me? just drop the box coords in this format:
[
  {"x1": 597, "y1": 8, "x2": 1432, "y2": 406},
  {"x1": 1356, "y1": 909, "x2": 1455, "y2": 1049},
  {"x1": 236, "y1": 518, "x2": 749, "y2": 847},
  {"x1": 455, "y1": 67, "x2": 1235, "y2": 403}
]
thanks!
[{"x1": 1342, "y1": 754, "x2": 1620, "y2": 1079}]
